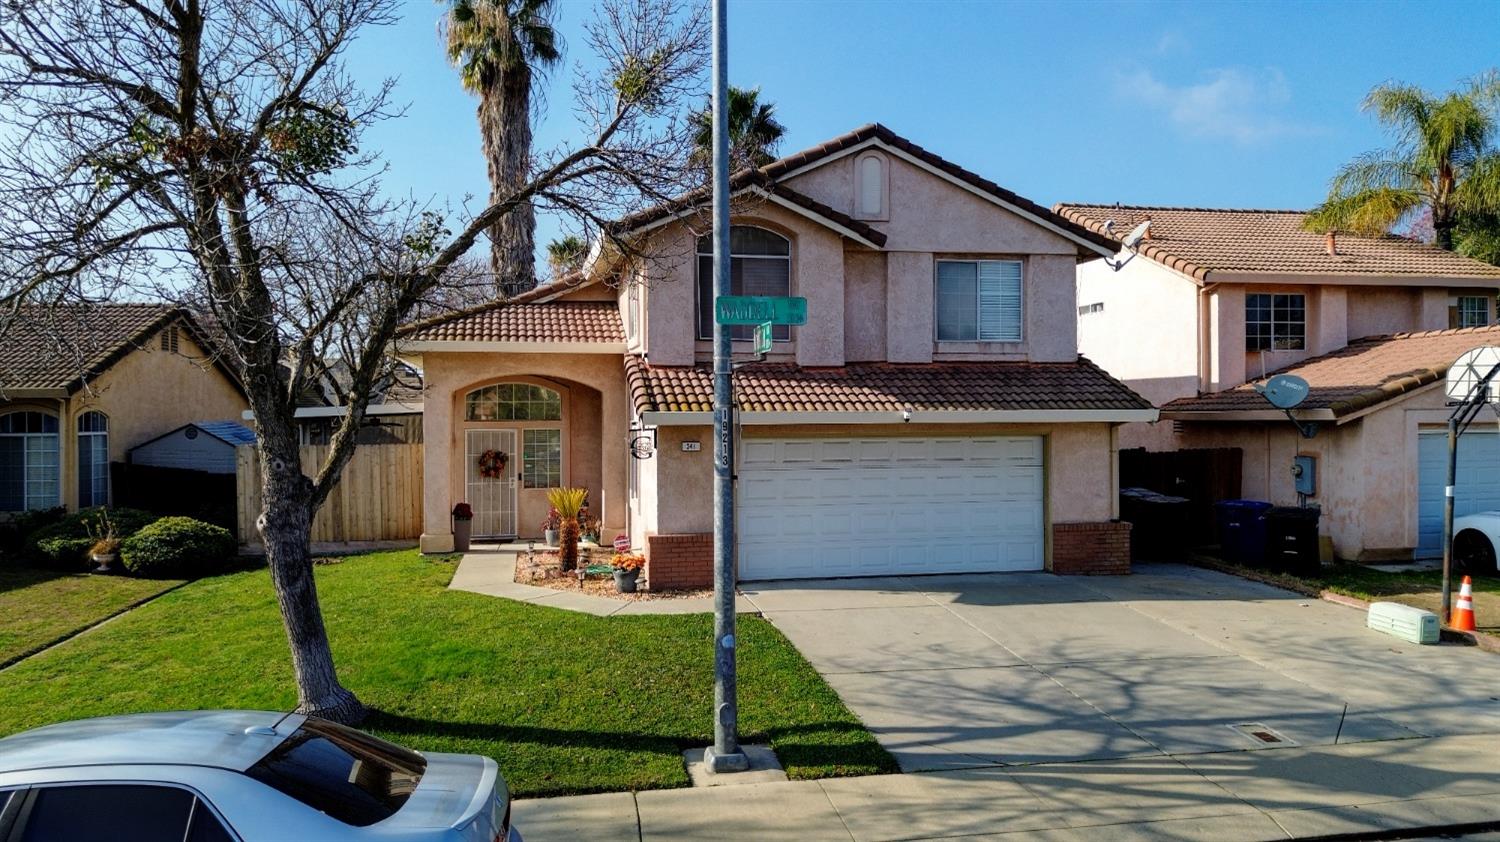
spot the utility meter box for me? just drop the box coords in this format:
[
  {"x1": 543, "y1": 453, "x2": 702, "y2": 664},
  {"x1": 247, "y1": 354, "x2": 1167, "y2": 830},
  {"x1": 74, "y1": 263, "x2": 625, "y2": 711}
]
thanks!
[
  {"x1": 1367, "y1": 601, "x2": 1439, "y2": 645},
  {"x1": 1292, "y1": 454, "x2": 1317, "y2": 496}
]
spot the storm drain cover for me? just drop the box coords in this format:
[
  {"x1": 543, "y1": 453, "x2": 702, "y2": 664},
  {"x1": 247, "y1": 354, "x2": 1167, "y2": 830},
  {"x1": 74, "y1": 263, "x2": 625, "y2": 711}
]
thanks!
[{"x1": 1227, "y1": 723, "x2": 1298, "y2": 747}]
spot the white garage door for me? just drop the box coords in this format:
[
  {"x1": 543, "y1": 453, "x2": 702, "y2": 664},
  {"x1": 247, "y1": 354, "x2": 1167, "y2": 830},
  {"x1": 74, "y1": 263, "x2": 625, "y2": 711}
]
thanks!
[
  {"x1": 737, "y1": 436, "x2": 1045, "y2": 580},
  {"x1": 1417, "y1": 428, "x2": 1500, "y2": 557}
]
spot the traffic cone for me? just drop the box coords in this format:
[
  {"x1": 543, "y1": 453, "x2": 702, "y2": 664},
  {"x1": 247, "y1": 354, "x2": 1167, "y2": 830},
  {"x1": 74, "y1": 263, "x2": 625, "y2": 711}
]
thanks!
[{"x1": 1451, "y1": 576, "x2": 1477, "y2": 632}]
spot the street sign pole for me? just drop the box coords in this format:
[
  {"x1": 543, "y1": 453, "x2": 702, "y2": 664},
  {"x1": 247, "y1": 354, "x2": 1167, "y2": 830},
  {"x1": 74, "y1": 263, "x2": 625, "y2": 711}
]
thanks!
[{"x1": 705, "y1": 0, "x2": 748, "y2": 775}]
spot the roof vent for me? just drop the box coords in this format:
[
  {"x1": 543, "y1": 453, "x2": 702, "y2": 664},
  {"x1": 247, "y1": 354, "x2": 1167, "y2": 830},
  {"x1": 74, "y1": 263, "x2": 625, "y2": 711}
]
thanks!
[{"x1": 1325, "y1": 231, "x2": 1337, "y2": 256}]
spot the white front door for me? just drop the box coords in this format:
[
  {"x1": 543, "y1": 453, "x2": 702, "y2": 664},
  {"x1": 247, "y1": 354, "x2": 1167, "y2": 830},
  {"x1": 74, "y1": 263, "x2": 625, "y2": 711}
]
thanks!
[
  {"x1": 737, "y1": 436, "x2": 1045, "y2": 580},
  {"x1": 466, "y1": 429, "x2": 518, "y2": 538}
]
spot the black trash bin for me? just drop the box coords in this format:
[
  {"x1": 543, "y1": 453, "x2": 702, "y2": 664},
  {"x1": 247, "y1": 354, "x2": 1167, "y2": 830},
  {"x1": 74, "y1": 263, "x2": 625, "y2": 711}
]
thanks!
[
  {"x1": 1214, "y1": 500, "x2": 1273, "y2": 565},
  {"x1": 1264, "y1": 506, "x2": 1321, "y2": 575},
  {"x1": 1120, "y1": 487, "x2": 1192, "y2": 561}
]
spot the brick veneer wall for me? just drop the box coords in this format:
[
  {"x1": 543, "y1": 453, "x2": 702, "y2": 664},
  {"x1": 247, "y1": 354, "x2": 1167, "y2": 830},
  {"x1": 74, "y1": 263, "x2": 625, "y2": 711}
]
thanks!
[
  {"x1": 1051, "y1": 521, "x2": 1132, "y2": 575},
  {"x1": 644, "y1": 533, "x2": 714, "y2": 591}
]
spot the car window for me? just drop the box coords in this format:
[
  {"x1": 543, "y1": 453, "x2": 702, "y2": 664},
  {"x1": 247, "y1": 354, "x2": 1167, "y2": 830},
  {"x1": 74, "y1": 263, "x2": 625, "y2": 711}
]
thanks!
[
  {"x1": 186, "y1": 798, "x2": 236, "y2": 842},
  {"x1": 17, "y1": 784, "x2": 194, "y2": 841},
  {"x1": 244, "y1": 717, "x2": 426, "y2": 827}
]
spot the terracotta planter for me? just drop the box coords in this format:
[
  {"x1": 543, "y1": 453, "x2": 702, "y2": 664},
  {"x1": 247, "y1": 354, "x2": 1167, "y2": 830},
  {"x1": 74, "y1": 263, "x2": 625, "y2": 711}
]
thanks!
[
  {"x1": 613, "y1": 568, "x2": 640, "y2": 593},
  {"x1": 452, "y1": 518, "x2": 472, "y2": 552}
]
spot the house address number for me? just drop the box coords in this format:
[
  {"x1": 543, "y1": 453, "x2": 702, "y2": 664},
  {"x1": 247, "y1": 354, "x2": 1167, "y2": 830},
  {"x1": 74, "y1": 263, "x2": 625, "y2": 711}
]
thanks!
[{"x1": 681, "y1": 441, "x2": 701, "y2": 452}]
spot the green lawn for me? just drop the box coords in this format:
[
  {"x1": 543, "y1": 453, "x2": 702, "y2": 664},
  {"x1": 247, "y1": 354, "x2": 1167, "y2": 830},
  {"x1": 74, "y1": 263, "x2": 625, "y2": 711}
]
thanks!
[
  {"x1": 1199, "y1": 558, "x2": 1500, "y2": 635},
  {"x1": 0, "y1": 566, "x2": 184, "y2": 667},
  {"x1": 0, "y1": 550, "x2": 893, "y2": 797}
]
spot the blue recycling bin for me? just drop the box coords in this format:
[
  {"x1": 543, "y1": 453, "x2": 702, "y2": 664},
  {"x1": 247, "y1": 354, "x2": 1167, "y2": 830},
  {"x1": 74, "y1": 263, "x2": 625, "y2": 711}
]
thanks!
[{"x1": 1214, "y1": 500, "x2": 1273, "y2": 565}]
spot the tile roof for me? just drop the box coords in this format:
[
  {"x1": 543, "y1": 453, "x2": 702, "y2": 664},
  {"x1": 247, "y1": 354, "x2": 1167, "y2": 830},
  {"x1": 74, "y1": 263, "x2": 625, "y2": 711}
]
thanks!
[
  {"x1": 398, "y1": 301, "x2": 623, "y2": 344},
  {"x1": 1053, "y1": 204, "x2": 1500, "y2": 281},
  {"x1": 1163, "y1": 324, "x2": 1500, "y2": 418},
  {"x1": 609, "y1": 173, "x2": 888, "y2": 248},
  {"x1": 625, "y1": 356, "x2": 1153, "y2": 415},
  {"x1": 2, "y1": 303, "x2": 183, "y2": 393}
]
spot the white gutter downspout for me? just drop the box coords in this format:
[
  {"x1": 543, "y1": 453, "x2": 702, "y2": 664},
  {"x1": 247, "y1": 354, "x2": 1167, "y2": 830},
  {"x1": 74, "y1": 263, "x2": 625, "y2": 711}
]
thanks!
[{"x1": 1197, "y1": 281, "x2": 1221, "y2": 393}]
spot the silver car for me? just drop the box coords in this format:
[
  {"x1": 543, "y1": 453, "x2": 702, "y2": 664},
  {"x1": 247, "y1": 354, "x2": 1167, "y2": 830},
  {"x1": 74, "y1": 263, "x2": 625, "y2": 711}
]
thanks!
[{"x1": 0, "y1": 710, "x2": 521, "y2": 841}]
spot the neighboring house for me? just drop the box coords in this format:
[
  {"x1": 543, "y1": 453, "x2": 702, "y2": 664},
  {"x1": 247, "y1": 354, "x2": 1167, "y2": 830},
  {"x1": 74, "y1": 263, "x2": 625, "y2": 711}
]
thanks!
[
  {"x1": 398, "y1": 124, "x2": 1156, "y2": 586},
  {"x1": 0, "y1": 304, "x2": 249, "y2": 515},
  {"x1": 1056, "y1": 205, "x2": 1500, "y2": 560}
]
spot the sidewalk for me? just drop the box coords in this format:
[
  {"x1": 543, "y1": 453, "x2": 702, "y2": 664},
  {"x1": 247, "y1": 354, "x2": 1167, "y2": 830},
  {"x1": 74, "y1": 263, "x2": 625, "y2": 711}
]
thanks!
[{"x1": 514, "y1": 733, "x2": 1500, "y2": 840}]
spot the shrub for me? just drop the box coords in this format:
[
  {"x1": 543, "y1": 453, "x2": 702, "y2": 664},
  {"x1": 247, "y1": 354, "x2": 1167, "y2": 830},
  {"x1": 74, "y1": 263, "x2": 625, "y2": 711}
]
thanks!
[
  {"x1": 0, "y1": 506, "x2": 66, "y2": 559},
  {"x1": 24, "y1": 507, "x2": 155, "y2": 568},
  {"x1": 120, "y1": 516, "x2": 235, "y2": 577}
]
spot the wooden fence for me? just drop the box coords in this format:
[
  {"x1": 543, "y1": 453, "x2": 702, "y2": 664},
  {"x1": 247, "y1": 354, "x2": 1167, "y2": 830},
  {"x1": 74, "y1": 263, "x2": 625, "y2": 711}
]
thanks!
[{"x1": 236, "y1": 443, "x2": 423, "y2": 545}]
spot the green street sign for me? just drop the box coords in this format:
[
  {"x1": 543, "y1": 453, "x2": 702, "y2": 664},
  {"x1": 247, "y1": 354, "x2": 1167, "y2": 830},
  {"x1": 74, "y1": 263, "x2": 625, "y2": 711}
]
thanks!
[
  {"x1": 752, "y1": 322, "x2": 773, "y2": 355},
  {"x1": 715, "y1": 295, "x2": 807, "y2": 326}
]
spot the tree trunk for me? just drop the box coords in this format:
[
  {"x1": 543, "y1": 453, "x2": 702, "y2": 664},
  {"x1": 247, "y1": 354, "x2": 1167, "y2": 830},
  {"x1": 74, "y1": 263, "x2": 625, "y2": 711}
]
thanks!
[
  {"x1": 256, "y1": 425, "x2": 365, "y2": 724},
  {"x1": 480, "y1": 70, "x2": 537, "y2": 299},
  {"x1": 1435, "y1": 221, "x2": 1456, "y2": 251}
]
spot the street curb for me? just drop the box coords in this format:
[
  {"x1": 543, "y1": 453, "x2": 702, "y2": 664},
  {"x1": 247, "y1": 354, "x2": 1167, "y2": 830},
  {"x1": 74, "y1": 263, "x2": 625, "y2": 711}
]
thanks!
[
  {"x1": 1293, "y1": 818, "x2": 1500, "y2": 840},
  {"x1": 1187, "y1": 554, "x2": 1500, "y2": 654}
]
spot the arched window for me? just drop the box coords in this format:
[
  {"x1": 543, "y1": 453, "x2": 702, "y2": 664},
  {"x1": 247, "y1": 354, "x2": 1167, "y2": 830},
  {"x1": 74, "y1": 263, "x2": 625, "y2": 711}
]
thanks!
[
  {"x1": 78, "y1": 411, "x2": 109, "y2": 507},
  {"x1": 856, "y1": 152, "x2": 886, "y2": 218},
  {"x1": 464, "y1": 383, "x2": 562, "y2": 422},
  {"x1": 0, "y1": 411, "x2": 60, "y2": 512},
  {"x1": 696, "y1": 226, "x2": 791, "y2": 341}
]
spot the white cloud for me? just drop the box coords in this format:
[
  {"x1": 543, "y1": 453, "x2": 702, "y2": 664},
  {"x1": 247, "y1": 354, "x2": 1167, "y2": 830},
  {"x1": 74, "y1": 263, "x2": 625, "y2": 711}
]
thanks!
[{"x1": 1117, "y1": 67, "x2": 1318, "y2": 144}]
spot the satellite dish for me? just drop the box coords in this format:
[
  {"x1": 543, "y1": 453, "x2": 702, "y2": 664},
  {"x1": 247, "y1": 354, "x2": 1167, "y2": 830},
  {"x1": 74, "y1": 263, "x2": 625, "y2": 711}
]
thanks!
[
  {"x1": 1260, "y1": 374, "x2": 1310, "y2": 410},
  {"x1": 1121, "y1": 220, "x2": 1152, "y2": 250},
  {"x1": 1446, "y1": 346, "x2": 1500, "y2": 405}
]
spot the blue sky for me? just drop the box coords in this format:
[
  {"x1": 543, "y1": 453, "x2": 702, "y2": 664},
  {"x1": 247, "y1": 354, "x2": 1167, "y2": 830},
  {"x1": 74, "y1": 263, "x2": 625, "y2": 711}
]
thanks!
[{"x1": 346, "y1": 0, "x2": 1500, "y2": 258}]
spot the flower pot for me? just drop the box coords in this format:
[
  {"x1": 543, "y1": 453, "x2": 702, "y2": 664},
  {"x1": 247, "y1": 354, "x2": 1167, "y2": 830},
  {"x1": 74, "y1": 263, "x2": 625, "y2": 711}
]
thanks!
[
  {"x1": 452, "y1": 518, "x2": 472, "y2": 553},
  {"x1": 613, "y1": 567, "x2": 639, "y2": 593},
  {"x1": 545, "y1": 529, "x2": 559, "y2": 547},
  {"x1": 90, "y1": 553, "x2": 117, "y2": 574}
]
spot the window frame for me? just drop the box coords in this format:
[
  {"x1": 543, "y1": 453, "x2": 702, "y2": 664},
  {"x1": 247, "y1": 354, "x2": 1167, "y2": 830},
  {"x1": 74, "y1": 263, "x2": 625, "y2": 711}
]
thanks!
[
  {"x1": 77, "y1": 411, "x2": 109, "y2": 508},
  {"x1": 932, "y1": 258, "x2": 1025, "y2": 343},
  {"x1": 1245, "y1": 292, "x2": 1307, "y2": 352},
  {"x1": 464, "y1": 383, "x2": 562, "y2": 423},
  {"x1": 0, "y1": 411, "x2": 61, "y2": 513},
  {"x1": 694, "y1": 226, "x2": 793, "y2": 342},
  {"x1": 521, "y1": 428, "x2": 563, "y2": 490},
  {"x1": 1457, "y1": 295, "x2": 1491, "y2": 328},
  {"x1": 9, "y1": 781, "x2": 240, "y2": 842}
]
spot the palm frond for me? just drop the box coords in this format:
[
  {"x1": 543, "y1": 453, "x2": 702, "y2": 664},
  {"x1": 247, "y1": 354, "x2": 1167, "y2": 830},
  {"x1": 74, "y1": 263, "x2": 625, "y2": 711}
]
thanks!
[
  {"x1": 1304, "y1": 188, "x2": 1424, "y2": 236},
  {"x1": 1364, "y1": 82, "x2": 1433, "y2": 147},
  {"x1": 546, "y1": 487, "x2": 588, "y2": 520},
  {"x1": 1454, "y1": 151, "x2": 1500, "y2": 217}
]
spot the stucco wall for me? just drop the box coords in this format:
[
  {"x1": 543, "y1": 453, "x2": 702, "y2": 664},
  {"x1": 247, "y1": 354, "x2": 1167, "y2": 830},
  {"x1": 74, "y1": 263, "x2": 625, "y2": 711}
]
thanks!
[
  {"x1": 1347, "y1": 288, "x2": 1421, "y2": 339},
  {"x1": 0, "y1": 323, "x2": 248, "y2": 511},
  {"x1": 843, "y1": 251, "x2": 887, "y2": 362},
  {"x1": 1077, "y1": 256, "x2": 1198, "y2": 399},
  {"x1": 417, "y1": 351, "x2": 628, "y2": 551}
]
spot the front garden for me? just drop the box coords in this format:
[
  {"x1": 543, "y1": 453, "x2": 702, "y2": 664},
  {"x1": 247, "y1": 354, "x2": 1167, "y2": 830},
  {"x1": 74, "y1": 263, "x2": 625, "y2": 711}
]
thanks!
[{"x1": 0, "y1": 548, "x2": 894, "y2": 797}]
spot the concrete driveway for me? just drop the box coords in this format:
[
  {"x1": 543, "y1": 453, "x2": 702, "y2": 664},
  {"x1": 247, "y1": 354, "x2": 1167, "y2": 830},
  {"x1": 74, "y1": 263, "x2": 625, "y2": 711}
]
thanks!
[{"x1": 742, "y1": 563, "x2": 1500, "y2": 772}]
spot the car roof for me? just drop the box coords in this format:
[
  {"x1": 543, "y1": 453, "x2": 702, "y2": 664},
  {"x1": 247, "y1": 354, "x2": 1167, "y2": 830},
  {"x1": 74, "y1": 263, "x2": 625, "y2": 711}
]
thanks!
[{"x1": 0, "y1": 711, "x2": 305, "y2": 775}]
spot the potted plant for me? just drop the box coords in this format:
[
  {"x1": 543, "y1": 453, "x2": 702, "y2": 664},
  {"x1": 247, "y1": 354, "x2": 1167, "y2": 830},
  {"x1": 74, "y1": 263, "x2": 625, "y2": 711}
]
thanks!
[
  {"x1": 546, "y1": 488, "x2": 587, "y2": 571},
  {"x1": 451, "y1": 502, "x2": 473, "y2": 552},
  {"x1": 579, "y1": 512, "x2": 601, "y2": 545},
  {"x1": 611, "y1": 552, "x2": 645, "y2": 593},
  {"x1": 86, "y1": 510, "x2": 119, "y2": 573},
  {"x1": 541, "y1": 507, "x2": 560, "y2": 548}
]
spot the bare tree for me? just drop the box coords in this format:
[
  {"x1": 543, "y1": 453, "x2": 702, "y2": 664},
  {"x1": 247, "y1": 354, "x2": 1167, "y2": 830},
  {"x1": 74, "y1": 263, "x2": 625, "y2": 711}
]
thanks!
[{"x1": 0, "y1": 0, "x2": 706, "y2": 722}]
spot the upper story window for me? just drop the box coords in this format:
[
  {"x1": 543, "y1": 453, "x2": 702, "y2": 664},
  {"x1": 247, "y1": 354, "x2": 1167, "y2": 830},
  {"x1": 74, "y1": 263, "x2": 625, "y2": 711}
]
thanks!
[
  {"x1": 855, "y1": 152, "x2": 887, "y2": 219},
  {"x1": 465, "y1": 383, "x2": 562, "y2": 422},
  {"x1": 696, "y1": 226, "x2": 791, "y2": 342},
  {"x1": 0, "y1": 410, "x2": 60, "y2": 512},
  {"x1": 935, "y1": 259, "x2": 1023, "y2": 342},
  {"x1": 1246, "y1": 293, "x2": 1305, "y2": 351},
  {"x1": 1455, "y1": 295, "x2": 1491, "y2": 328}
]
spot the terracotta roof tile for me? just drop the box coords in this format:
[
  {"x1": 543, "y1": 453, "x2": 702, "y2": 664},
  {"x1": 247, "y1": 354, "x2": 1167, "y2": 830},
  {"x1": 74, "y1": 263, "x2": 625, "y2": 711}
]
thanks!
[
  {"x1": 1054, "y1": 204, "x2": 1500, "y2": 281},
  {"x1": 626, "y1": 356, "x2": 1153, "y2": 415},
  {"x1": 1164, "y1": 324, "x2": 1500, "y2": 418},
  {"x1": 610, "y1": 174, "x2": 887, "y2": 248},
  {"x1": 399, "y1": 301, "x2": 623, "y2": 344},
  {"x1": 2, "y1": 303, "x2": 182, "y2": 393}
]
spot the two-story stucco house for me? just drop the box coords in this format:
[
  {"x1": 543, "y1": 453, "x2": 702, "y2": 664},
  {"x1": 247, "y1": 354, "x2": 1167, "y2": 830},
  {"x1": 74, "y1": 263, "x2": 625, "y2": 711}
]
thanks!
[
  {"x1": 0, "y1": 304, "x2": 248, "y2": 515},
  {"x1": 1058, "y1": 205, "x2": 1500, "y2": 561},
  {"x1": 398, "y1": 125, "x2": 1156, "y2": 587}
]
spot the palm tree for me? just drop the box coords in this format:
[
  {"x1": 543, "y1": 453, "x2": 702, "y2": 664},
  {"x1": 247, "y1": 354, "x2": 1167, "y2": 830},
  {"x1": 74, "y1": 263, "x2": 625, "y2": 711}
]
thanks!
[
  {"x1": 1304, "y1": 72, "x2": 1500, "y2": 255},
  {"x1": 692, "y1": 85, "x2": 787, "y2": 169},
  {"x1": 442, "y1": 0, "x2": 561, "y2": 297}
]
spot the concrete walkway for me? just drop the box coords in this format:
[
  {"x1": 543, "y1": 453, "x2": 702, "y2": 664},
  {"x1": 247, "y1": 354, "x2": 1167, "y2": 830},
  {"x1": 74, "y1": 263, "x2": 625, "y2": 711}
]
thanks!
[
  {"x1": 448, "y1": 547, "x2": 757, "y2": 616},
  {"x1": 515, "y1": 732, "x2": 1500, "y2": 840}
]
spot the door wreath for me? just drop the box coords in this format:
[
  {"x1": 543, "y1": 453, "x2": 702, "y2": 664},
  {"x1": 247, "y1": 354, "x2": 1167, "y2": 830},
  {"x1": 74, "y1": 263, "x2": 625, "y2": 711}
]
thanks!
[{"x1": 478, "y1": 449, "x2": 509, "y2": 478}]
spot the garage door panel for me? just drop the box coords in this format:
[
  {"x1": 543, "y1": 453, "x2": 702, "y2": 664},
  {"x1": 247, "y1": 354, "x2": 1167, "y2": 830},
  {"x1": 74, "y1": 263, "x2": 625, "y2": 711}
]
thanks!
[
  {"x1": 1418, "y1": 430, "x2": 1500, "y2": 557},
  {"x1": 737, "y1": 435, "x2": 1046, "y2": 579}
]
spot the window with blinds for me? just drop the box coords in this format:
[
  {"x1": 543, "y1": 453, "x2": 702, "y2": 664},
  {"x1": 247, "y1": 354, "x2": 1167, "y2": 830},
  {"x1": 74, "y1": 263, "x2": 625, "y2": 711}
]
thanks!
[
  {"x1": 695, "y1": 226, "x2": 792, "y2": 341},
  {"x1": 935, "y1": 260, "x2": 1023, "y2": 342}
]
